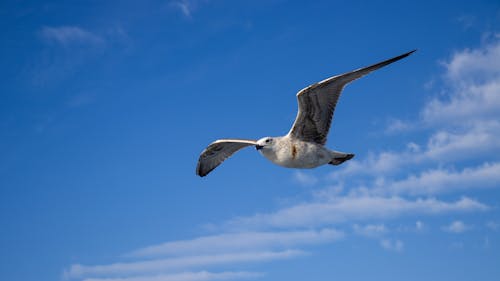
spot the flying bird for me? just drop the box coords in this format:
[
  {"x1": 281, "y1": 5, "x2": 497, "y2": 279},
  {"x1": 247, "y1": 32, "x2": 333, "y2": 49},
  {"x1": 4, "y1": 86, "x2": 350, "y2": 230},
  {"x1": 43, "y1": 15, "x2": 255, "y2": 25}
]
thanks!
[{"x1": 196, "y1": 50, "x2": 415, "y2": 177}]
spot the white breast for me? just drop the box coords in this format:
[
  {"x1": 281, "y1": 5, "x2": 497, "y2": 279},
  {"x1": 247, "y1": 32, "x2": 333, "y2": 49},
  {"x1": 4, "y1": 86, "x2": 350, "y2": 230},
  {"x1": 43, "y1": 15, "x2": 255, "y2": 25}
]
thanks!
[{"x1": 259, "y1": 137, "x2": 331, "y2": 168}]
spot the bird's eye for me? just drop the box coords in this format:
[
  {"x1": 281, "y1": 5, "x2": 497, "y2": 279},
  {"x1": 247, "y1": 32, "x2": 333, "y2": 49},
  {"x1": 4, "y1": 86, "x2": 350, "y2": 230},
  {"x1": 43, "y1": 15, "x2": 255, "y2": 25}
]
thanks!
[{"x1": 266, "y1": 139, "x2": 271, "y2": 143}]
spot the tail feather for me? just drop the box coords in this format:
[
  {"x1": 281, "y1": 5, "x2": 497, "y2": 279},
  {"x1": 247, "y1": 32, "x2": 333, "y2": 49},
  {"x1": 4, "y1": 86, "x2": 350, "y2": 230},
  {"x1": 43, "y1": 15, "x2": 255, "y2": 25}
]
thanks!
[{"x1": 329, "y1": 153, "x2": 354, "y2": 165}]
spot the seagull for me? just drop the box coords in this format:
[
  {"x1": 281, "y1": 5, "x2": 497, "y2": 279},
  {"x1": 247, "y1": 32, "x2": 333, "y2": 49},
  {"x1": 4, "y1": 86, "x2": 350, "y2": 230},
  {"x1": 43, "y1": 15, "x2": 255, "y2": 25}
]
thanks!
[{"x1": 196, "y1": 50, "x2": 415, "y2": 177}]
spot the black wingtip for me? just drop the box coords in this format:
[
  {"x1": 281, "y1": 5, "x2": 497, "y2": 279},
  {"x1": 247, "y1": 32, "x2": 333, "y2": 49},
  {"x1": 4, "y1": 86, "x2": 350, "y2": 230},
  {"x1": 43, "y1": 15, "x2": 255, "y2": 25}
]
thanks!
[
  {"x1": 403, "y1": 49, "x2": 417, "y2": 57},
  {"x1": 409, "y1": 49, "x2": 417, "y2": 54},
  {"x1": 367, "y1": 49, "x2": 416, "y2": 71},
  {"x1": 392, "y1": 49, "x2": 417, "y2": 62}
]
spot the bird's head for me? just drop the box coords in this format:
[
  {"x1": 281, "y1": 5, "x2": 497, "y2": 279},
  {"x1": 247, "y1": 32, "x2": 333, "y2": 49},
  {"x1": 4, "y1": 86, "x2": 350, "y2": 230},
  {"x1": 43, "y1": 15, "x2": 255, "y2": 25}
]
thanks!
[{"x1": 256, "y1": 137, "x2": 275, "y2": 151}]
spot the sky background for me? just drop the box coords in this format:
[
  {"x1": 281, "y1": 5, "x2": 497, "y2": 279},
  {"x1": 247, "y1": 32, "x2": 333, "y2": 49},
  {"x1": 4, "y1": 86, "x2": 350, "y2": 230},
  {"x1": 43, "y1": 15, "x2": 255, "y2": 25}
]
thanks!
[{"x1": 1, "y1": 1, "x2": 500, "y2": 281}]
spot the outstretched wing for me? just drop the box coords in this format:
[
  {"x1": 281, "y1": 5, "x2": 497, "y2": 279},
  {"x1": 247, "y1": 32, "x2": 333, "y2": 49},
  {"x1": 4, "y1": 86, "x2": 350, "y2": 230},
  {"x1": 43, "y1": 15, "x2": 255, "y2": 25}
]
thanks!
[
  {"x1": 288, "y1": 50, "x2": 416, "y2": 145},
  {"x1": 196, "y1": 139, "x2": 257, "y2": 177}
]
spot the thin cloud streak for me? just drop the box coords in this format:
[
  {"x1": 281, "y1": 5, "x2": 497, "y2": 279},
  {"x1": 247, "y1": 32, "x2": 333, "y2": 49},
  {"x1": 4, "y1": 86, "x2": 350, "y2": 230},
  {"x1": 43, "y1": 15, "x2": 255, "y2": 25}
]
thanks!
[
  {"x1": 173, "y1": 0, "x2": 192, "y2": 17},
  {"x1": 40, "y1": 26, "x2": 104, "y2": 47},
  {"x1": 81, "y1": 271, "x2": 263, "y2": 281},
  {"x1": 66, "y1": 250, "x2": 304, "y2": 279},
  {"x1": 352, "y1": 224, "x2": 388, "y2": 237},
  {"x1": 225, "y1": 196, "x2": 488, "y2": 230},
  {"x1": 128, "y1": 229, "x2": 342, "y2": 258},
  {"x1": 170, "y1": 0, "x2": 206, "y2": 18}
]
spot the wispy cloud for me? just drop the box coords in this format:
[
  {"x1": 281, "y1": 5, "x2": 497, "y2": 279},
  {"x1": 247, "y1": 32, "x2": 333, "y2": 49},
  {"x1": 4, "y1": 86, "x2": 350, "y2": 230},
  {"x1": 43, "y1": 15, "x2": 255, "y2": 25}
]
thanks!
[
  {"x1": 335, "y1": 121, "x2": 500, "y2": 181},
  {"x1": 225, "y1": 196, "x2": 487, "y2": 230},
  {"x1": 423, "y1": 76, "x2": 500, "y2": 124},
  {"x1": 444, "y1": 40, "x2": 500, "y2": 84},
  {"x1": 33, "y1": 25, "x2": 110, "y2": 88},
  {"x1": 170, "y1": 0, "x2": 207, "y2": 18},
  {"x1": 424, "y1": 121, "x2": 500, "y2": 160},
  {"x1": 127, "y1": 229, "x2": 342, "y2": 258},
  {"x1": 423, "y1": 40, "x2": 500, "y2": 124},
  {"x1": 380, "y1": 239, "x2": 404, "y2": 252},
  {"x1": 352, "y1": 224, "x2": 388, "y2": 237},
  {"x1": 293, "y1": 171, "x2": 318, "y2": 186},
  {"x1": 371, "y1": 162, "x2": 500, "y2": 196},
  {"x1": 457, "y1": 15, "x2": 476, "y2": 30},
  {"x1": 66, "y1": 250, "x2": 303, "y2": 279},
  {"x1": 81, "y1": 271, "x2": 263, "y2": 281},
  {"x1": 385, "y1": 118, "x2": 413, "y2": 134},
  {"x1": 330, "y1": 150, "x2": 409, "y2": 178},
  {"x1": 442, "y1": 220, "x2": 470, "y2": 233},
  {"x1": 40, "y1": 26, "x2": 104, "y2": 47},
  {"x1": 173, "y1": 0, "x2": 192, "y2": 17}
]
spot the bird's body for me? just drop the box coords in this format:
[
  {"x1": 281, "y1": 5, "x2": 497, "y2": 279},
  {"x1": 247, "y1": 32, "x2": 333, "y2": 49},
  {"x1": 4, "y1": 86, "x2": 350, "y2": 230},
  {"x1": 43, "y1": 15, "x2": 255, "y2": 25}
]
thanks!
[
  {"x1": 196, "y1": 50, "x2": 415, "y2": 177},
  {"x1": 256, "y1": 137, "x2": 351, "y2": 168}
]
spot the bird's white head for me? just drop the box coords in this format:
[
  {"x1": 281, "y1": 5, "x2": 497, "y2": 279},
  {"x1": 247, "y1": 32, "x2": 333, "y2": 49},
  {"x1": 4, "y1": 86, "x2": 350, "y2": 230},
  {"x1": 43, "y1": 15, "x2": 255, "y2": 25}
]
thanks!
[{"x1": 255, "y1": 137, "x2": 275, "y2": 151}]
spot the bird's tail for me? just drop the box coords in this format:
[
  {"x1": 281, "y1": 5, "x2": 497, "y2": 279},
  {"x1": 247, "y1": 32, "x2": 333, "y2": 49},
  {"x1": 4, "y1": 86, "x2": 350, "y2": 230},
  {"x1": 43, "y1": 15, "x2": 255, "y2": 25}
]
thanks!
[{"x1": 328, "y1": 152, "x2": 355, "y2": 165}]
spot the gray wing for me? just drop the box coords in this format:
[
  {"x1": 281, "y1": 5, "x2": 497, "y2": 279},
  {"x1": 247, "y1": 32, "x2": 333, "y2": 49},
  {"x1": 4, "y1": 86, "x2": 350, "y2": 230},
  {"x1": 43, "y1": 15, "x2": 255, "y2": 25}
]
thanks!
[
  {"x1": 196, "y1": 139, "x2": 257, "y2": 177},
  {"x1": 288, "y1": 50, "x2": 416, "y2": 145}
]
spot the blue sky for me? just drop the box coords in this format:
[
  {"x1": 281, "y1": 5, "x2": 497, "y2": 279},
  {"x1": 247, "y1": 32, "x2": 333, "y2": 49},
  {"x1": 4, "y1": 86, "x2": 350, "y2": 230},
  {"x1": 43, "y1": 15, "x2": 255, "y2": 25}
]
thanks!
[{"x1": 1, "y1": 1, "x2": 500, "y2": 281}]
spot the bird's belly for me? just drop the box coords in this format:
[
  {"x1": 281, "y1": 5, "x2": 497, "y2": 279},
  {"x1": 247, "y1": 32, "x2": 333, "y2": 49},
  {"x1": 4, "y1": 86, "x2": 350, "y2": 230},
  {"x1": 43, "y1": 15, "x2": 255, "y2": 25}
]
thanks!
[
  {"x1": 265, "y1": 143, "x2": 331, "y2": 168},
  {"x1": 278, "y1": 153, "x2": 330, "y2": 168}
]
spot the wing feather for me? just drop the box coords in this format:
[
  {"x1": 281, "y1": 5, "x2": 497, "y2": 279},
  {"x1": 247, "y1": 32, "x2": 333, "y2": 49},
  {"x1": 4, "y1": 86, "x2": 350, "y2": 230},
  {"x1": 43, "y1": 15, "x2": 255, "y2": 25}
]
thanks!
[
  {"x1": 288, "y1": 50, "x2": 416, "y2": 145},
  {"x1": 196, "y1": 139, "x2": 257, "y2": 177}
]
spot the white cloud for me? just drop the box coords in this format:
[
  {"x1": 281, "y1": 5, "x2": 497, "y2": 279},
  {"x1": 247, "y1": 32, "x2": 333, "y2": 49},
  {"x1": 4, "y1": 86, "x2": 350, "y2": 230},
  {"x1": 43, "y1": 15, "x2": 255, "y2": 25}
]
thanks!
[
  {"x1": 293, "y1": 171, "x2": 318, "y2": 186},
  {"x1": 444, "y1": 41, "x2": 500, "y2": 83},
  {"x1": 81, "y1": 271, "x2": 263, "y2": 281},
  {"x1": 423, "y1": 79, "x2": 500, "y2": 124},
  {"x1": 333, "y1": 121, "x2": 500, "y2": 181},
  {"x1": 173, "y1": 0, "x2": 192, "y2": 17},
  {"x1": 66, "y1": 250, "x2": 303, "y2": 279},
  {"x1": 373, "y1": 162, "x2": 500, "y2": 196},
  {"x1": 423, "y1": 40, "x2": 500, "y2": 124},
  {"x1": 358, "y1": 39, "x2": 500, "y2": 180},
  {"x1": 394, "y1": 220, "x2": 426, "y2": 233},
  {"x1": 385, "y1": 119, "x2": 413, "y2": 134},
  {"x1": 312, "y1": 184, "x2": 344, "y2": 200},
  {"x1": 40, "y1": 26, "x2": 104, "y2": 47},
  {"x1": 352, "y1": 224, "x2": 387, "y2": 237},
  {"x1": 225, "y1": 196, "x2": 487, "y2": 230},
  {"x1": 407, "y1": 142, "x2": 421, "y2": 153},
  {"x1": 424, "y1": 121, "x2": 500, "y2": 160},
  {"x1": 332, "y1": 40, "x2": 500, "y2": 199},
  {"x1": 329, "y1": 150, "x2": 411, "y2": 179},
  {"x1": 171, "y1": 0, "x2": 206, "y2": 18},
  {"x1": 380, "y1": 239, "x2": 404, "y2": 252},
  {"x1": 442, "y1": 220, "x2": 469, "y2": 233},
  {"x1": 127, "y1": 229, "x2": 342, "y2": 258}
]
